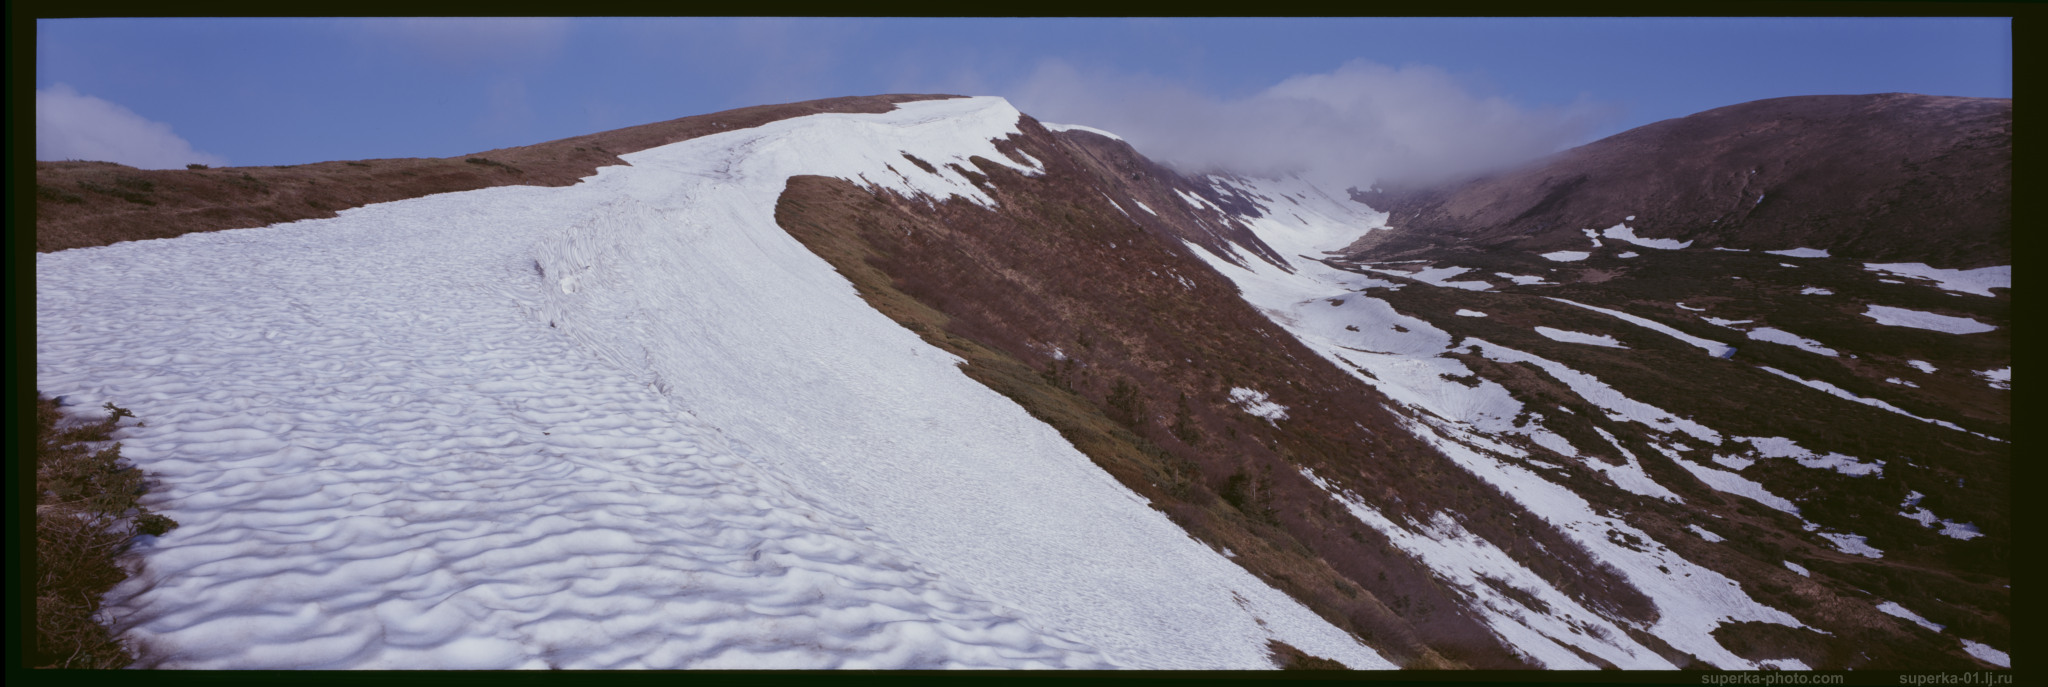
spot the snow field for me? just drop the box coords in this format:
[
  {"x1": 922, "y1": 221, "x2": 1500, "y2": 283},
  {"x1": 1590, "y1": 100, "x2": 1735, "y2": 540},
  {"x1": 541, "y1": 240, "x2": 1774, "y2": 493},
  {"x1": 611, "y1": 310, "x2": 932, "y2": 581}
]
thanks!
[
  {"x1": 38, "y1": 187, "x2": 1102, "y2": 669},
  {"x1": 528, "y1": 97, "x2": 1393, "y2": 670},
  {"x1": 39, "y1": 97, "x2": 1393, "y2": 670}
]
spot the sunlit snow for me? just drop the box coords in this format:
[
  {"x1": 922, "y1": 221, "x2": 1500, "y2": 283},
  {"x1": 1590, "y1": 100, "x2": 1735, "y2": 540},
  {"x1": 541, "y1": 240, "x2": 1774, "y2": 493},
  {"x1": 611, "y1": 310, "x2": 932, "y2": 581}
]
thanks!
[
  {"x1": 38, "y1": 97, "x2": 1390, "y2": 670},
  {"x1": 1876, "y1": 602, "x2": 1941, "y2": 632},
  {"x1": 1547, "y1": 298, "x2": 1733, "y2": 357},
  {"x1": 1861, "y1": 305, "x2": 1996, "y2": 334},
  {"x1": 1039, "y1": 121, "x2": 1125, "y2": 141},
  {"x1": 1977, "y1": 367, "x2": 2010, "y2": 390},
  {"x1": 1961, "y1": 639, "x2": 2010, "y2": 668},
  {"x1": 1227, "y1": 388, "x2": 1291, "y2": 425},
  {"x1": 1746, "y1": 328, "x2": 1838, "y2": 356},
  {"x1": 1535, "y1": 327, "x2": 1626, "y2": 348},
  {"x1": 1599, "y1": 222, "x2": 1692, "y2": 250},
  {"x1": 1863, "y1": 263, "x2": 2010, "y2": 297}
]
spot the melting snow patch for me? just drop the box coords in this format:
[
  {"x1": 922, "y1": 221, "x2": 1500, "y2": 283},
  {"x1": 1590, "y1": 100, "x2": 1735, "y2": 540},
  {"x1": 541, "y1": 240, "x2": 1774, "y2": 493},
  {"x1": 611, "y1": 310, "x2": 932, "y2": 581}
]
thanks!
[
  {"x1": 1799, "y1": 287, "x2": 1832, "y2": 295},
  {"x1": 1820, "y1": 532, "x2": 1883, "y2": 559},
  {"x1": 1885, "y1": 378, "x2": 1919, "y2": 388},
  {"x1": 1897, "y1": 492, "x2": 1983, "y2": 540},
  {"x1": 1735, "y1": 436, "x2": 1883, "y2": 477},
  {"x1": 1456, "y1": 309, "x2": 1488, "y2": 317},
  {"x1": 1960, "y1": 640, "x2": 2010, "y2": 668},
  {"x1": 1541, "y1": 251, "x2": 1590, "y2": 262},
  {"x1": 1876, "y1": 602, "x2": 1941, "y2": 632},
  {"x1": 1766, "y1": 248, "x2": 1830, "y2": 258},
  {"x1": 1299, "y1": 469, "x2": 1677, "y2": 670},
  {"x1": 1675, "y1": 302, "x2": 1706, "y2": 312},
  {"x1": 1040, "y1": 121, "x2": 1125, "y2": 141},
  {"x1": 1672, "y1": 456, "x2": 1800, "y2": 515},
  {"x1": 1133, "y1": 200, "x2": 1158, "y2": 216},
  {"x1": 1758, "y1": 367, "x2": 1985, "y2": 438},
  {"x1": 1689, "y1": 525, "x2": 1725, "y2": 542},
  {"x1": 1582, "y1": 228, "x2": 1603, "y2": 247},
  {"x1": 1587, "y1": 427, "x2": 1683, "y2": 502},
  {"x1": 1600, "y1": 222, "x2": 1692, "y2": 250},
  {"x1": 1704, "y1": 317, "x2": 1752, "y2": 329},
  {"x1": 1861, "y1": 305, "x2": 1995, "y2": 334},
  {"x1": 1228, "y1": 388, "x2": 1290, "y2": 425},
  {"x1": 1746, "y1": 328, "x2": 1837, "y2": 356},
  {"x1": 1977, "y1": 367, "x2": 2009, "y2": 390},
  {"x1": 1535, "y1": 327, "x2": 1626, "y2": 348},
  {"x1": 1494, "y1": 272, "x2": 1549, "y2": 285},
  {"x1": 1547, "y1": 298, "x2": 1734, "y2": 357},
  {"x1": 1908, "y1": 360, "x2": 1937, "y2": 374},
  {"x1": 1618, "y1": 252, "x2": 1638, "y2": 259},
  {"x1": 1784, "y1": 561, "x2": 1810, "y2": 577},
  {"x1": 1714, "y1": 247, "x2": 1751, "y2": 253},
  {"x1": 1863, "y1": 263, "x2": 2010, "y2": 297}
]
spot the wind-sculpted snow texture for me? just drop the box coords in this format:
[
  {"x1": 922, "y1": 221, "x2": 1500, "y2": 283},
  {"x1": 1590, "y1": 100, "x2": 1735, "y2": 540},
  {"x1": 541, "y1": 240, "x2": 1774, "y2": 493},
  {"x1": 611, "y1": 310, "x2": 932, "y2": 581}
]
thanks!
[
  {"x1": 37, "y1": 98, "x2": 1390, "y2": 670},
  {"x1": 1182, "y1": 174, "x2": 1819, "y2": 669}
]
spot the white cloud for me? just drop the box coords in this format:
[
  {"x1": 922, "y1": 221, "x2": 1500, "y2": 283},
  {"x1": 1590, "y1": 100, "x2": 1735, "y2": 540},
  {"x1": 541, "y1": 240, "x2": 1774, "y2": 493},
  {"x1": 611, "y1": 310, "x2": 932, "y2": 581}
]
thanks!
[
  {"x1": 1006, "y1": 59, "x2": 1619, "y2": 190},
  {"x1": 37, "y1": 83, "x2": 227, "y2": 169}
]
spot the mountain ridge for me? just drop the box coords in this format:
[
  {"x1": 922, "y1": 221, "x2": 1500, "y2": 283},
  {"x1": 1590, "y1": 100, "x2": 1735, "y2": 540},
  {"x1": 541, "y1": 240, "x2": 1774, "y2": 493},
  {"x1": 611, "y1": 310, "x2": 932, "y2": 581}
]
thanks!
[{"x1": 32, "y1": 92, "x2": 2009, "y2": 671}]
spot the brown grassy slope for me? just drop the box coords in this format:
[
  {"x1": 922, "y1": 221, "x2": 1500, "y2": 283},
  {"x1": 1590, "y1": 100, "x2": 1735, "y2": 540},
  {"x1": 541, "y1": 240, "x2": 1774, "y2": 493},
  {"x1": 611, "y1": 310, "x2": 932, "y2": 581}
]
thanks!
[
  {"x1": 1349, "y1": 277, "x2": 2001, "y2": 669},
  {"x1": 35, "y1": 94, "x2": 959, "y2": 253},
  {"x1": 1349, "y1": 93, "x2": 2011, "y2": 269},
  {"x1": 767, "y1": 114, "x2": 1738, "y2": 668}
]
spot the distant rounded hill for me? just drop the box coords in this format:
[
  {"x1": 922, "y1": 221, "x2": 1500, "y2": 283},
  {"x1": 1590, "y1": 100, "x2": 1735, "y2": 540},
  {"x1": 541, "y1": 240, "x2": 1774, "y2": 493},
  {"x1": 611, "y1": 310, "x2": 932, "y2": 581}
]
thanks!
[{"x1": 1347, "y1": 93, "x2": 2011, "y2": 269}]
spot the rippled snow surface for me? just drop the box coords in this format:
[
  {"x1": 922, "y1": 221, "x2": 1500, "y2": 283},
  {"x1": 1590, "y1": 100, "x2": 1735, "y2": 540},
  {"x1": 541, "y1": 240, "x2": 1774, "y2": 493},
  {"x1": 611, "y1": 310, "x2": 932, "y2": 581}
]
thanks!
[{"x1": 37, "y1": 97, "x2": 1386, "y2": 670}]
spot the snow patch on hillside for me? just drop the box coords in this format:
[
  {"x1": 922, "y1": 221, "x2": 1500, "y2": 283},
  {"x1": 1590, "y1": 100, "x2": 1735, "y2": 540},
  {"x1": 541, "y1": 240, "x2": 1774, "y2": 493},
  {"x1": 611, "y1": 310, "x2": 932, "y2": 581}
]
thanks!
[
  {"x1": 1766, "y1": 248, "x2": 1829, "y2": 258},
  {"x1": 1301, "y1": 469, "x2": 1675, "y2": 670},
  {"x1": 1961, "y1": 640, "x2": 2010, "y2": 668},
  {"x1": 1536, "y1": 327, "x2": 1626, "y2": 348},
  {"x1": 1228, "y1": 388, "x2": 1290, "y2": 424},
  {"x1": 1547, "y1": 298, "x2": 1734, "y2": 357},
  {"x1": 1541, "y1": 251, "x2": 1590, "y2": 262},
  {"x1": 1876, "y1": 602, "x2": 1941, "y2": 632},
  {"x1": 1599, "y1": 222, "x2": 1691, "y2": 250},
  {"x1": 1977, "y1": 367, "x2": 2010, "y2": 390},
  {"x1": 1861, "y1": 305, "x2": 1996, "y2": 334},
  {"x1": 1040, "y1": 121, "x2": 1125, "y2": 141},
  {"x1": 1746, "y1": 328, "x2": 1838, "y2": 356},
  {"x1": 1863, "y1": 263, "x2": 2010, "y2": 297},
  {"x1": 1757, "y1": 367, "x2": 1986, "y2": 438}
]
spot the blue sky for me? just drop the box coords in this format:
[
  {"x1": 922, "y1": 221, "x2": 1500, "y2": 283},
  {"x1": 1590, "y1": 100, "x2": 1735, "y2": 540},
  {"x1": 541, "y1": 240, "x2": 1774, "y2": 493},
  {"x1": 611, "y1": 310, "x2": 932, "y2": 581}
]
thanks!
[{"x1": 36, "y1": 17, "x2": 2011, "y2": 185}]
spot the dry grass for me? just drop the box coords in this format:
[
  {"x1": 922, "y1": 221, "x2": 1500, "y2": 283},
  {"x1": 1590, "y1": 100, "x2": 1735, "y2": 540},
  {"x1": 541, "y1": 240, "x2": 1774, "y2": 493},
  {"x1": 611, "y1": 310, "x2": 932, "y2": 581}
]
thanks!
[{"x1": 33, "y1": 394, "x2": 178, "y2": 669}]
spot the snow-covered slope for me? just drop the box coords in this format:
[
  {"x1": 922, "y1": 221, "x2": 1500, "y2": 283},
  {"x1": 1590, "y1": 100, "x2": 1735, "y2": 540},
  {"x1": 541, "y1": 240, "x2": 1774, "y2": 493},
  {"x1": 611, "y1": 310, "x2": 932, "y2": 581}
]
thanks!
[
  {"x1": 36, "y1": 97, "x2": 1389, "y2": 670},
  {"x1": 1179, "y1": 174, "x2": 1823, "y2": 669}
]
